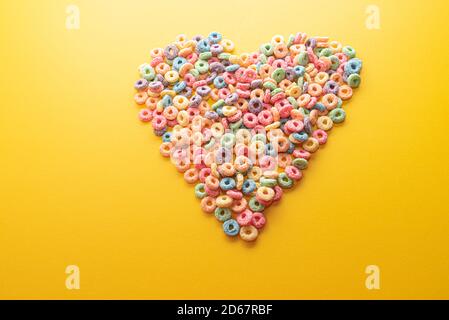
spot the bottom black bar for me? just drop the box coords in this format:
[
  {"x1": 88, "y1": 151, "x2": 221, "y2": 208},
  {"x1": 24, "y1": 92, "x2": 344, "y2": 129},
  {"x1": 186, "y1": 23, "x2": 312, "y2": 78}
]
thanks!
[{"x1": 1, "y1": 300, "x2": 447, "y2": 318}]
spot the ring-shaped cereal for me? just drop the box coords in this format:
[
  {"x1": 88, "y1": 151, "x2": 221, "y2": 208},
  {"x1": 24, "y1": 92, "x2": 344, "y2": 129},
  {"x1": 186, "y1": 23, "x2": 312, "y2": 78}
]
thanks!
[
  {"x1": 338, "y1": 85, "x2": 353, "y2": 100},
  {"x1": 284, "y1": 165, "x2": 302, "y2": 181},
  {"x1": 322, "y1": 93, "x2": 338, "y2": 110},
  {"x1": 231, "y1": 198, "x2": 247, "y2": 213},
  {"x1": 251, "y1": 212, "x2": 266, "y2": 229},
  {"x1": 205, "y1": 175, "x2": 220, "y2": 190},
  {"x1": 164, "y1": 70, "x2": 179, "y2": 83},
  {"x1": 201, "y1": 196, "x2": 216, "y2": 213},
  {"x1": 302, "y1": 137, "x2": 320, "y2": 153},
  {"x1": 184, "y1": 168, "x2": 199, "y2": 184},
  {"x1": 223, "y1": 219, "x2": 240, "y2": 236},
  {"x1": 313, "y1": 129, "x2": 328, "y2": 144},
  {"x1": 247, "y1": 166, "x2": 262, "y2": 181},
  {"x1": 277, "y1": 153, "x2": 292, "y2": 168},
  {"x1": 307, "y1": 83, "x2": 323, "y2": 97},
  {"x1": 240, "y1": 225, "x2": 258, "y2": 241},
  {"x1": 316, "y1": 116, "x2": 333, "y2": 131},
  {"x1": 214, "y1": 207, "x2": 231, "y2": 221},
  {"x1": 256, "y1": 186, "x2": 275, "y2": 202},
  {"x1": 215, "y1": 195, "x2": 233, "y2": 208}
]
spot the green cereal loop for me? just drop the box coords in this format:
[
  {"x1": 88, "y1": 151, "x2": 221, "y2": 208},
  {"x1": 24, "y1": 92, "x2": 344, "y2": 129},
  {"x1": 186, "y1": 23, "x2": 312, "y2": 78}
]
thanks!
[
  {"x1": 271, "y1": 88, "x2": 283, "y2": 96},
  {"x1": 329, "y1": 55, "x2": 340, "y2": 70},
  {"x1": 329, "y1": 108, "x2": 346, "y2": 124},
  {"x1": 221, "y1": 133, "x2": 236, "y2": 148},
  {"x1": 195, "y1": 60, "x2": 209, "y2": 74},
  {"x1": 347, "y1": 73, "x2": 361, "y2": 88},
  {"x1": 299, "y1": 107, "x2": 309, "y2": 116},
  {"x1": 260, "y1": 43, "x2": 274, "y2": 56},
  {"x1": 292, "y1": 158, "x2": 308, "y2": 170},
  {"x1": 295, "y1": 52, "x2": 309, "y2": 66},
  {"x1": 336, "y1": 97, "x2": 343, "y2": 108},
  {"x1": 166, "y1": 59, "x2": 173, "y2": 66},
  {"x1": 214, "y1": 208, "x2": 232, "y2": 222},
  {"x1": 260, "y1": 177, "x2": 277, "y2": 187},
  {"x1": 314, "y1": 47, "x2": 324, "y2": 56},
  {"x1": 212, "y1": 99, "x2": 225, "y2": 110},
  {"x1": 319, "y1": 48, "x2": 333, "y2": 57},
  {"x1": 272, "y1": 68, "x2": 286, "y2": 83},
  {"x1": 204, "y1": 138, "x2": 216, "y2": 150},
  {"x1": 218, "y1": 53, "x2": 231, "y2": 60},
  {"x1": 194, "y1": 183, "x2": 207, "y2": 199},
  {"x1": 140, "y1": 65, "x2": 155, "y2": 81},
  {"x1": 259, "y1": 54, "x2": 267, "y2": 64},
  {"x1": 189, "y1": 68, "x2": 200, "y2": 78},
  {"x1": 251, "y1": 133, "x2": 266, "y2": 143},
  {"x1": 343, "y1": 46, "x2": 356, "y2": 59},
  {"x1": 287, "y1": 96, "x2": 298, "y2": 108},
  {"x1": 230, "y1": 119, "x2": 243, "y2": 131},
  {"x1": 297, "y1": 76, "x2": 304, "y2": 88},
  {"x1": 199, "y1": 52, "x2": 212, "y2": 60},
  {"x1": 263, "y1": 81, "x2": 276, "y2": 90},
  {"x1": 249, "y1": 197, "x2": 265, "y2": 212},
  {"x1": 278, "y1": 172, "x2": 293, "y2": 189}
]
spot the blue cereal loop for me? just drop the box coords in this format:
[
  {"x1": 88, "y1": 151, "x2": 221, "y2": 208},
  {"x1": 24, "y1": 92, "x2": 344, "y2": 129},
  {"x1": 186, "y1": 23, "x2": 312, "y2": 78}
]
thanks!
[{"x1": 223, "y1": 219, "x2": 240, "y2": 236}]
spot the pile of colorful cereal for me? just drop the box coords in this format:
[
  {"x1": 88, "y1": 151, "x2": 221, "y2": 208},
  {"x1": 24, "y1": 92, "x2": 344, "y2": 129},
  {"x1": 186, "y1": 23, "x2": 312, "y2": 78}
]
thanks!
[{"x1": 133, "y1": 32, "x2": 362, "y2": 241}]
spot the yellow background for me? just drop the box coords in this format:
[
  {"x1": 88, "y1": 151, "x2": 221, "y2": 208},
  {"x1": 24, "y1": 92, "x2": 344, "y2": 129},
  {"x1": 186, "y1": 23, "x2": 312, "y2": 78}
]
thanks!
[{"x1": 1, "y1": 0, "x2": 448, "y2": 299}]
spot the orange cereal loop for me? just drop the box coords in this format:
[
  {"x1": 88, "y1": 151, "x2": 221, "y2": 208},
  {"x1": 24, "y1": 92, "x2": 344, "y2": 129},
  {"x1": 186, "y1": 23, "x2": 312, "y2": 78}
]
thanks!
[
  {"x1": 330, "y1": 73, "x2": 344, "y2": 85},
  {"x1": 145, "y1": 96, "x2": 158, "y2": 110},
  {"x1": 289, "y1": 44, "x2": 304, "y2": 56},
  {"x1": 309, "y1": 109, "x2": 318, "y2": 125},
  {"x1": 250, "y1": 88, "x2": 264, "y2": 100},
  {"x1": 274, "y1": 44, "x2": 288, "y2": 59},
  {"x1": 276, "y1": 136, "x2": 290, "y2": 153},
  {"x1": 134, "y1": 92, "x2": 148, "y2": 105},
  {"x1": 270, "y1": 107, "x2": 280, "y2": 121},
  {"x1": 240, "y1": 225, "x2": 258, "y2": 241},
  {"x1": 278, "y1": 79, "x2": 292, "y2": 90},
  {"x1": 159, "y1": 142, "x2": 173, "y2": 157},
  {"x1": 155, "y1": 63, "x2": 170, "y2": 75},
  {"x1": 277, "y1": 153, "x2": 292, "y2": 168},
  {"x1": 231, "y1": 198, "x2": 247, "y2": 213},
  {"x1": 201, "y1": 196, "x2": 216, "y2": 213},
  {"x1": 175, "y1": 159, "x2": 190, "y2": 173},
  {"x1": 258, "y1": 64, "x2": 272, "y2": 78},
  {"x1": 307, "y1": 83, "x2": 323, "y2": 97},
  {"x1": 338, "y1": 85, "x2": 353, "y2": 100},
  {"x1": 322, "y1": 93, "x2": 338, "y2": 110},
  {"x1": 303, "y1": 137, "x2": 320, "y2": 153},
  {"x1": 184, "y1": 168, "x2": 199, "y2": 184},
  {"x1": 210, "y1": 88, "x2": 220, "y2": 101},
  {"x1": 179, "y1": 62, "x2": 194, "y2": 77},
  {"x1": 178, "y1": 47, "x2": 193, "y2": 57},
  {"x1": 290, "y1": 109, "x2": 304, "y2": 120},
  {"x1": 297, "y1": 93, "x2": 311, "y2": 107},
  {"x1": 240, "y1": 53, "x2": 252, "y2": 67}
]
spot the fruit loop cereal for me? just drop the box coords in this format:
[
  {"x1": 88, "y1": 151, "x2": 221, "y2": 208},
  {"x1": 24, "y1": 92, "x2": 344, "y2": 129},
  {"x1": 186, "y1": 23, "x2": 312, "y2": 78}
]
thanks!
[{"x1": 133, "y1": 32, "x2": 362, "y2": 242}]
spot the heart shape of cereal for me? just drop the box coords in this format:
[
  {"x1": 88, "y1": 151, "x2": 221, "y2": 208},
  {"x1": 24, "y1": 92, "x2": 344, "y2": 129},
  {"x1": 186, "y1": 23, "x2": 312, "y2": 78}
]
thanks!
[{"x1": 133, "y1": 32, "x2": 362, "y2": 242}]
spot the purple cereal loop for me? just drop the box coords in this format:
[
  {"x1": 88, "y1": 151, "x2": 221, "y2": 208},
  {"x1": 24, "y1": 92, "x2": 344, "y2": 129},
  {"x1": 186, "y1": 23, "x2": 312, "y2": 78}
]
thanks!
[
  {"x1": 225, "y1": 92, "x2": 239, "y2": 105},
  {"x1": 134, "y1": 78, "x2": 148, "y2": 91},
  {"x1": 210, "y1": 62, "x2": 225, "y2": 73},
  {"x1": 189, "y1": 94, "x2": 202, "y2": 107},
  {"x1": 196, "y1": 85, "x2": 211, "y2": 97},
  {"x1": 248, "y1": 98, "x2": 263, "y2": 115}
]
